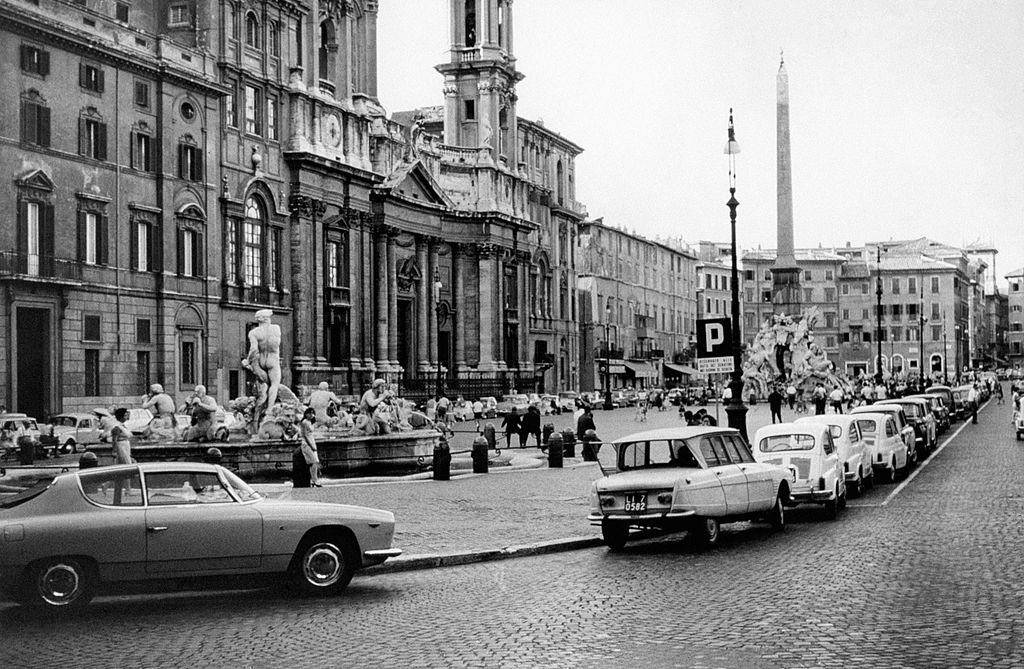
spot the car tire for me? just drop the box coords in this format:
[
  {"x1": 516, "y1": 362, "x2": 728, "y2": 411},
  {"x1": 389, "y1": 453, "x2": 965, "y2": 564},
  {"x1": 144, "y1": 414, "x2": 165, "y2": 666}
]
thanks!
[
  {"x1": 690, "y1": 517, "x2": 720, "y2": 548},
  {"x1": 289, "y1": 533, "x2": 357, "y2": 596},
  {"x1": 601, "y1": 520, "x2": 629, "y2": 551},
  {"x1": 767, "y1": 493, "x2": 786, "y2": 530},
  {"x1": 21, "y1": 557, "x2": 96, "y2": 611},
  {"x1": 838, "y1": 486, "x2": 847, "y2": 511},
  {"x1": 865, "y1": 471, "x2": 875, "y2": 490},
  {"x1": 824, "y1": 488, "x2": 839, "y2": 521},
  {"x1": 62, "y1": 439, "x2": 76, "y2": 455}
]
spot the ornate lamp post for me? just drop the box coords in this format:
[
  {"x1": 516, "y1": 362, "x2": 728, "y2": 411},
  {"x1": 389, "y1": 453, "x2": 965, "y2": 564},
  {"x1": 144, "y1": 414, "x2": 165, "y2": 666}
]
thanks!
[
  {"x1": 723, "y1": 110, "x2": 747, "y2": 438},
  {"x1": 875, "y1": 245, "x2": 884, "y2": 385},
  {"x1": 434, "y1": 267, "x2": 444, "y2": 397},
  {"x1": 942, "y1": 311, "x2": 948, "y2": 384},
  {"x1": 954, "y1": 323, "x2": 961, "y2": 384},
  {"x1": 602, "y1": 303, "x2": 613, "y2": 411}
]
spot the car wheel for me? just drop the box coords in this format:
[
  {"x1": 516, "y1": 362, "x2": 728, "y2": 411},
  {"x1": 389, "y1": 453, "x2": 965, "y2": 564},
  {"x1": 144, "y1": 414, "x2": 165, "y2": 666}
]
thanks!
[
  {"x1": 767, "y1": 493, "x2": 786, "y2": 530},
  {"x1": 601, "y1": 520, "x2": 629, "y2": 551},
  {"x1": 690, "y1": 517, "x2": 720, "y2": 548},
  {"x1": 824, "y1": 488, "x2": 839, "y2": 520},
  {"x1": 838, "y1": 485, "x2": 847, "y2": 511},
  {"x1": 21, "y1": 558, "x2": 95, "y2": 611},
  {"x1": 289, "y1": 534, "x2": 357, "y2": 596},
  {"x1": 865, "y1": 471, "x2": 875, "y2": 490},
  {"x1": 62, "y1": 439, "x2": 76, "y2": 455}
]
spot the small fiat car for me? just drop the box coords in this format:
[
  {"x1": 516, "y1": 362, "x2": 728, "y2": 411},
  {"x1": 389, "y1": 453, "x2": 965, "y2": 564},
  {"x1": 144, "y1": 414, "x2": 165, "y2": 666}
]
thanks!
[
  {"x1": 907, "y1": 393, "x2": 949, "y2": 434},
  {"x1": 850, "y1": 413, "x2": 909, "y2": 481},
  {"x1": 795, "y1": 414, "x2": 874, "y2": 495},
  {"x1": 588, "y1": 427, "x2": 793, "y2": 550},
  {"x1": 851, "y1": 404, "x2": 917, "y2": 465},
  {"x1": 753, "y1": 423, "x2": 847, "y2": 519},
  {"x1": 878, "y1": 398, "x2": 937, "y2": 454}
]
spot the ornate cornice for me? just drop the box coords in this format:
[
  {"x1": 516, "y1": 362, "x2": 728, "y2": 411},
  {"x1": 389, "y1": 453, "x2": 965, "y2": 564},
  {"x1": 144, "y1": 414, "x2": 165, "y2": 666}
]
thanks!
[{"x1": 288, "y1": 193, "x2": 326, "y2": 218}]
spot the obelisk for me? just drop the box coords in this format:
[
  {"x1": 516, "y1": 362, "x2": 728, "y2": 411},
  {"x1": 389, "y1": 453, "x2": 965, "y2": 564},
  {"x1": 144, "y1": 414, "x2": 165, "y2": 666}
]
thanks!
[{"x1": 772, "y1": 53, "x2": 801, "y2": 315}]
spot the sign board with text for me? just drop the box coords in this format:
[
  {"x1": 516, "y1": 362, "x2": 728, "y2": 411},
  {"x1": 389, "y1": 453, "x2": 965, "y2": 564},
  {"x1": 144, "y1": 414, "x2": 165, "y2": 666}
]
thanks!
[{"x1": 696, "y1": 317, "x2": 735, "y2": 374}]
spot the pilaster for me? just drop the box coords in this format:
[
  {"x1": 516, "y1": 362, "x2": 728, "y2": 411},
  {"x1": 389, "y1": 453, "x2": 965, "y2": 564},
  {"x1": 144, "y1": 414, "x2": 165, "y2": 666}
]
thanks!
[
  {"x1": 453, "y1": 244, "x2": 466, "y2": 369},
  {"x1": 288, "y1": 193, "x2": 326, "y2": 367},
  {"x1": 416, "y1": 237, "x2": 429, "y2": 373},
  {"x1": 387, "y1": 229, "x2": 399, "y2": 366},
  {"x1": 374, "y1": 225, "x2": 388, "y2": 367},
  {"x1": 428, "y1": 239, "x2": 441, "y2": 368},
  {"x1": 476, "y1": 243, "x2": 498, "y2": 370}
]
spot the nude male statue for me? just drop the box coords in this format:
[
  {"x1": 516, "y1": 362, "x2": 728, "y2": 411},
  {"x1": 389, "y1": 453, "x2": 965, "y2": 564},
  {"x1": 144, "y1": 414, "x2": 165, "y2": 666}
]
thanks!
[{"x1": 242, "y1": 309, "x2": 282, "y2": 430}]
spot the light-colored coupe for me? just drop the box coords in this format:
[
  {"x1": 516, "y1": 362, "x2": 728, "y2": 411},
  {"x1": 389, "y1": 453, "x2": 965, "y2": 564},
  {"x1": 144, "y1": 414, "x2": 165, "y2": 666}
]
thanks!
[
  {"x1": 0, "y1": 463, "x2": 401, "y2": 610},
  {"x1": 588, "y1": 427, "x2": 794, "y2": 550}
]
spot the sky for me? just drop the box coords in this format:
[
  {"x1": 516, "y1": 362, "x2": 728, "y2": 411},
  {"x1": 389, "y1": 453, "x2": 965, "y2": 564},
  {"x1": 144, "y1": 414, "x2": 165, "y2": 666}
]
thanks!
[{"x1": 376, "y1": 1, "x2": 1024, "y2": 289}]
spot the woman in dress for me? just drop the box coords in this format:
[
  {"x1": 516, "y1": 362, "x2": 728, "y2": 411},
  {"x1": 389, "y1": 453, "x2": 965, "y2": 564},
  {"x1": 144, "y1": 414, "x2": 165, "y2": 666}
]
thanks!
[
  {"x1": 110, "y1": 408, "x2": 133, "y2": 465},
  {"x1": 299, "y1": 407, "x2": 321, "y2": 487}
]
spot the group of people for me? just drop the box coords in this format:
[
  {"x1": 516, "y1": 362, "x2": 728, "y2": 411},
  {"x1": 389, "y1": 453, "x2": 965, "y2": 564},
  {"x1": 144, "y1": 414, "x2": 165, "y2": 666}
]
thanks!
[{"x1": 499, "y1": 405, "x2": 544, "y2": 449}]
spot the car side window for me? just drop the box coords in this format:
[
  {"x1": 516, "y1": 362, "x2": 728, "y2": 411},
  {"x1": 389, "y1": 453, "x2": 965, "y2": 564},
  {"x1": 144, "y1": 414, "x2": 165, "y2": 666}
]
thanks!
[
  {"x1": 731, "y1": 436, "x2": 757, "y2": 463},
  {"x1": 849, "y1": 422, "x2": 860, "y2": 443},
  {"x1": 720, "y1": 436, "x2": 743, "y2": 464},
  {"x1": 80, "y1": 469, "x2": 144, "y2": 507},
  {"x1": 886, "y1": 419, "x2": 897, "y2": 438},
  {"x1": 698, "y1": 437, "x2": 721, "y2": 467},
  {"x1": 145, "y1": 472, "x2": 234, "y2": 505},
  {"x1": 823, "y1": 434, "x2": 835, "y2": 455}
]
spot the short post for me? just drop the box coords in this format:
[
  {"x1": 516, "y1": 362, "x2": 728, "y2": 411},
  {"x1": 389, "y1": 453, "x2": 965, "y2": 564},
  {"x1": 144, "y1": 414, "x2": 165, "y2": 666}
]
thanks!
[
  {"x1": 433, "y1": 436, "x2": 451, "y2": 481},
  {"x1": 560, "y1": 429, "x2": 576, "y2": 458},
  {"x1": 472, "y1": 435, "x2": 489, "y2": 474},
  {"x1": 547, "y1": 432, "x2": 563, "y2": 468},
  {"x1": 204, "y1": 447, "x2": 223, "y2": 464},
  {"x1": 542, "y1": 423, "x2": 555, "y2": 445},
  {"x1": 581, "y1": 429, "x2": 600, "y2": 462},
  {"x1": 482, "y1": 422, "x2": 496, "y2": 450},
  {"x1": 17, "y1": 435, "x2": 35, "y2": 466},
  {"x1": 78, "y1": 451, "x2": 99, "y2": 469}
]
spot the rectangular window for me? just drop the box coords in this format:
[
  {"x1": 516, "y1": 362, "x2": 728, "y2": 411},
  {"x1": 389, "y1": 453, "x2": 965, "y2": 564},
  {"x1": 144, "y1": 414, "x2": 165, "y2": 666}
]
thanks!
[
  {"x1": 227, "y1": 219, "x2": 239, "y2": 283},
  {"x1": 136, "y1": 222, "x2": 149, "y2": 271},
  {"x1": 136, "y1": 318, "x2": 151, "y2": 344},
  {"x1": 134, "y1": 81, "x2": 150, "y2": 108},
  {"x1": 20, "y1": 45, "x2": 50, "y2": 76},
  {"x1": 931, "y1": 276, "x2": 939, "y2": 293},
  {"x1": 21, "y1": 98, "x2": 51, "y2": 147},
  {"x1": 80, "y1": 64, "x2": 104, "y2": 93},
  {"x1": 269, "y1": 228, "x2": 280, "y2": 289},
  {"x1": 169, "y1": 4, "x2": 189, "y2": 26},
  {"x1": 182, "y1": 229, "x2": 195, "y2": 276},
  {"x1": 931, "y1": 303, "x2": 940, "y2": 320},
  {"x1": 908, "y1": 327, "x2": 918, "y2": 341},
  {"x1": 225, "y1": 85, "x2": 237, "y2": 128},
  {"x1": 826, "y1": 335, "x2": 836, "y2": 348},
  {"x1": 892, "y1": 328, "x2": 902, "y2": 342},
  {"x1": 862, "y1": 282, "x2": 869, "y2": 294},
  {"x1": 842, "y1": 332, "x2": 850, "y2": 343},
  {"x1": 178, "y1": 144, "x2": 202, "y2": 181},
  {"x1": 243, "y1": 220, "x2": 262, "y2": 285},
  {"x1": 132, "y1": 132, "x2": 152, "y2": 171},
  {"x1": 908, "y1": 303, "x2": 918, "y2": 317},
  {"x1": 80, "y1": 118, "x2": 108, "y2": 160},
  {"x1": 245, "y1": 85, "x2": 262, "y2": 135},
  {"x1": 136, "y1": 351, "x2": 150, "y2": 392},
  {"x1": 116, "y1": 2, "x2": 129, "y2": 22},
  {"x1": 269, "y1": 21, "x2": 280, "y2": 57},
  {"x1": 180, "y1": 340, "x2": 196, "y2": 385},
  {"x1": 85, "y1": 349, "x2": 100, "y2": 396},
  {"x1": 824, "y1": 288, "x2": 836, "y2": 302},
  {"x1": 908, "y1": 277, "x2": 917, "y2": 294},
  {"x1": 803, "y1": 270, "x2": 812, "y2": 281},
  {"x1": 803, "y1": 288, "x2": 813, "y2": 302},
  {"x1": 864, "y1": 332, "x2": 872, "y2": 343},
  {"x1": 23, "y1": 201, "x2": 41, "y2": 275},
  {"x1": 842, "y1": 283, "x2": 849, "y2": 295},
  {"x1": 825, "y1": 269, "x2": 834, "y2": 280},
  {"x1": 83, "y1": 314, "x2": 101, "y2": 341},
  {"x1": 267, "y1": 96, "x2": 278, "y2": 140},
  {"x1": 842, "y1": 309, "x2": 850, "y2": 320},
  {"x1": 85, "y1": 212, "x2": 98, "y2": 264},
  {"x1": 892, "y1": 278, "x2": 900, "y2": 294},
  {"x1": 891, "y1": 304, "x2": 902, "y2": 319}
]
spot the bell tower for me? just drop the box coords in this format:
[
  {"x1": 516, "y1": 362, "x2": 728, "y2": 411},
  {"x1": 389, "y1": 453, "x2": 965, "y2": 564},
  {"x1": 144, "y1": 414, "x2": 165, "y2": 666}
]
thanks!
[{"x1": 437, "y1": 0, "x2": 523, "y2": 164}]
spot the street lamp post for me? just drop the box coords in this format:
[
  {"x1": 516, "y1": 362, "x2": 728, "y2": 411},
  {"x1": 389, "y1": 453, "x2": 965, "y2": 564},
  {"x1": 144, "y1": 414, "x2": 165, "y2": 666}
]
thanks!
[
  {"x1": 918, "y1": 283, "x2": 926, "y2": 383},
  {"x1": 434, "y1": 268, "x2": 444, "y2": 398},
  {"x1": 602, "y1": 322, "x2": 613, "y2": 412},
  {"x1": 875, "y1": 246, "x2": 884, "y2": 385},
  {"x1": 942, "y1": 311, "x2": 948, "y2": 384},
  {"x1": 723, "y1": 110, "x2": 747, "y2": 438},
  {"x1": 954, "y1": 324, "x2": 961, "y2": 384}
]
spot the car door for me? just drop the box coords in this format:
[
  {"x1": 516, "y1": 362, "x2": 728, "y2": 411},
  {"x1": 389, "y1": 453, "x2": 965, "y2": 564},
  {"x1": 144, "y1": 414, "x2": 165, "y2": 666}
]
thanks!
[
  {"x1": 885, "y1": 418, "x2": 907, "y2": 468},
  {"x1": 725, "y1": 435, "x2": 774, "y2": 510},
  {"x1": 144, "y1": 470, "x2": 263, "y2": 574},
  {"x1": 693, "y1": 437, "x2": 729, "y2": 516},
  {"x1": 706, "y1": 435, "x2": 748, "y2": 515},
  {"x1": 75, "y1": 467, "x2": 149, "y2": 581},
  {"x1": 79, "y1": 417, "x2": 100, "y2": 445}
]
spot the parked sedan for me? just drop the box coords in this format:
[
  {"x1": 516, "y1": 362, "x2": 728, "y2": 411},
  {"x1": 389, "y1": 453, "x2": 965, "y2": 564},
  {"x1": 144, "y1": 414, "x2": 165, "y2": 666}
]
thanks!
[
  {"x1": 795, "y1": 414, "x2": 874, "y2": 495},
  {"x1": 753, "y1": 423, "x2": 847, "y2": 519},
  {"x1": 851, "y1": 404, "x2": 917, "y2": 466},
  {"x1": 588, "y1": 427, "x2": 794, "y2": 550},
  {"x1": 44, "y1": 413, "x2": 103, "y2": 454},
  {"x1": 925, "y1": 385, "x2": 958, "y2": 422},
  {"x1": 907, "y1": 393, "x2": 949, "y2": 434},
  {"x1": 850, "y1": 413, "x2": 909, "y2": 481},
  {"x1": 495, "y1": 394, "x2": 531, "y2": 416},
  {"x1": 878, "y1": 398, "x2": 937, "y2": 454},
  {"x1": 0, "y1": 463, "x2": 401, "y2": 610}
]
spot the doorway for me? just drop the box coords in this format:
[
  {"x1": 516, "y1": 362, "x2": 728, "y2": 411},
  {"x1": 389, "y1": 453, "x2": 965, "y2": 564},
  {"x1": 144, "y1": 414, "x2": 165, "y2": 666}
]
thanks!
[
  {"x1": 397, "y1": 299, "x2": 413, "y2": 373},
  {"x1": 17, "y1": 307, "x2": 50, "y2": 418}
]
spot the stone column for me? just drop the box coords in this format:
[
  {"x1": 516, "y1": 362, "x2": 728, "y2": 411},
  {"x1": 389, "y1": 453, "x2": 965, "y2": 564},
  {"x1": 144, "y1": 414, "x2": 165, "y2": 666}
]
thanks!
[
  {"x1": 477, "y1": 244, "x2": 495, "y2": 370},
  {"x1": 387, "y1": 230, "x2": 398, "y2": 366},
  {"x1": 428, "y1": 240, "x2": 440, "y2": 368},
  {"x1": 453, "y1": 244, "x2": 466, "y2": 369},
  {"x1": 287, "y1": 194, "x2": 324, "y2": 367},
  {"x1": 494, "y1": 249, "x2": 505, "y2": 367},
  {"x1": 505, "y1": 0, "x2": 514, "y2": 54},
  {"x1": 519, "y1": 251, "x2": 529, "y2": 369},
  {"x1": 374, "y1": 225, "x2": 388, "y2": 367},
  {"x1": 416, "y1": 237, "x2": 429, "y2": 373},
  {"x1": 364, "y1": 1, "x2": 378, "y2": 99}
]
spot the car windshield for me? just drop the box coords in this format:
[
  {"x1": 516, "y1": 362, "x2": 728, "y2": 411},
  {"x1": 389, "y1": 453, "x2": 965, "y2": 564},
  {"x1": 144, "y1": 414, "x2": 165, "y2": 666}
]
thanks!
[
  {"x1": 899, "y1": 404, "x2": 922, "y2": 417},
  {"x1": 0, "y1": 478, "x2": 53, "y2": 509},
  {"x1": 51, "y1": 416, "x2": 79, "y2": 427},
  {"x1": 759, "y1": 434, "x2": 816, "y2": 452},
  {"x1": 618, "y1": 439, "x2": 699, "y2": 469},
  {"x1": 221, "y1": 468, "x2": 261, "y2": 502},
  {"x1": 558, "y1": 392, "x2": 576, "y2": 399}
]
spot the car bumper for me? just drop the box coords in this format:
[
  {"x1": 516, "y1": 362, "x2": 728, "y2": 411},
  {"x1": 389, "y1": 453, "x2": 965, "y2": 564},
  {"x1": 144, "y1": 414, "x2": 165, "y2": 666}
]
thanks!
[
  {"x1": 587, "y1": 510, "x2": 695, "y2": 525},
  {"x1": 789, "y1": 489, "x2": 835, "y2": 503}
]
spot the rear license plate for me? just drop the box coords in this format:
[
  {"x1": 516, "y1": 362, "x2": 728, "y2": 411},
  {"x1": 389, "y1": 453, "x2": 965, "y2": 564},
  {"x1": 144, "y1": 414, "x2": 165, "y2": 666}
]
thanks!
[{"x1": 623, "y1": 493, "x2": 647, "y2": 513}]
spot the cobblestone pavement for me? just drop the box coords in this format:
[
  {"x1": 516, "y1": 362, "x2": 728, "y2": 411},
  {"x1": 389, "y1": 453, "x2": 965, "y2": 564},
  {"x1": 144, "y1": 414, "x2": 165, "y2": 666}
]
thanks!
[{"x1": 2, "y1": 400, "x2": 1020, "y2": 668}]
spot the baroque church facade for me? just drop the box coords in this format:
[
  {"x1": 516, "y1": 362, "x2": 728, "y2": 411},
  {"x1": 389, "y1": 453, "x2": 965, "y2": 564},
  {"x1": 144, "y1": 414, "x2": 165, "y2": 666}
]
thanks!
[{"x1": 0, "y1": 0, "x2": 585, "y2": 417}]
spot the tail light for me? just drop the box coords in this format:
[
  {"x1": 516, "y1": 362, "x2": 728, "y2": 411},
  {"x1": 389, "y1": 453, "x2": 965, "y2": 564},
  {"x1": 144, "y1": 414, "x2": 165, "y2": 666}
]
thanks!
[
  {"x1": 657, "y1": 492, "x2": 673, "y2": 504},
  {"x1": 600, "y1": 496, "x2": 615, "y2": 507},
  {"x1": 818, "y1": 477, "x2": 826, "y2": 490},
  {"x1": 843, "y1": 462, "x2": 849, "y2": 473}
]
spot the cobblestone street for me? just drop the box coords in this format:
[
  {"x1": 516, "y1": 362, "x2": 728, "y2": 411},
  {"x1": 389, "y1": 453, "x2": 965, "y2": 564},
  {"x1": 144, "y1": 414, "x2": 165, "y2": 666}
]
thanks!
[{"x1": 2, "y1": 400, "x2": 1022, "y2": 668}]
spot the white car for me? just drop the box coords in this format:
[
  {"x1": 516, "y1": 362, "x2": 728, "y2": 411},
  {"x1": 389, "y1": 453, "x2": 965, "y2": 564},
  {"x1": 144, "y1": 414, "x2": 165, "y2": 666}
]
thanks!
[
  {"x1": 850, "y1": 413, "x2": 909, "y2": 482},
  {"x1": 557, "y1": 391, "x2": 579, "y2": 413},
  {"x1": 851, "y1": 404, "x2": 917, "y2": 466},
  {"x1": 123, "y1": 408, "x2": 155, "y2": 435},
  {"x1": 588, "y1": 427, "x2": 795, "y2": 550},
  {"x1": 45, "y1": 413, "x2": 103, "y2": 454},
  {"x1": 795, "y1": 415, "x2": 874, "y2": 495},
  {"x1": 753, "y1": 423, "x2": 847, "y2": 519}
]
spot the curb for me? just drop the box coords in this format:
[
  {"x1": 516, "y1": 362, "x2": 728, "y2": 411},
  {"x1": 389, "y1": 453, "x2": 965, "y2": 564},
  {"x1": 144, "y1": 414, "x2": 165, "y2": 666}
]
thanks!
[{"x1": 362, "y1": 535, "x2": 604, "y2": 575}]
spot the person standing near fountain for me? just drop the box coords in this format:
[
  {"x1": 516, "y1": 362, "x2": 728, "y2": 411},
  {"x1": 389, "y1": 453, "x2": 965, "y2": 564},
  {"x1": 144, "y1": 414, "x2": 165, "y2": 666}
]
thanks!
[
  {"x1": 243, "y1": 309, "x2": 282, "y2": 431},
  {"x1": 299, "y1": 407, "x2": 321, "y2": 487}
]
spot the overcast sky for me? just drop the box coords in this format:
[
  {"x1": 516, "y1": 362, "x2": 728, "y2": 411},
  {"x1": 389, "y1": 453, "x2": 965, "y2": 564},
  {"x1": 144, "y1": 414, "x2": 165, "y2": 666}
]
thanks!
[{"x1": 377, "y1": 1, "x2": 1024, "y2": 289}]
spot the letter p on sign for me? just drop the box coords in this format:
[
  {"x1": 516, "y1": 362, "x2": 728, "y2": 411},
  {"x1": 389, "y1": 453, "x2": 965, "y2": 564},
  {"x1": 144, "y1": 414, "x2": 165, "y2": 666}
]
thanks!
[{"x1": 697, "y1": 318, "x2": 733, "y2": 358}]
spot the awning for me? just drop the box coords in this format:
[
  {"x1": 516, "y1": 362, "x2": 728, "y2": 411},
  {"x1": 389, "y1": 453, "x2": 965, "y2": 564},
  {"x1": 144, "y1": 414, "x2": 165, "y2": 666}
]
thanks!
[
  {"x1": 623, "y1": 361, "x2": 659, "y2": 379},
  {"x1": 663, "y1": 362, "x2": 705, "y2": 377}
]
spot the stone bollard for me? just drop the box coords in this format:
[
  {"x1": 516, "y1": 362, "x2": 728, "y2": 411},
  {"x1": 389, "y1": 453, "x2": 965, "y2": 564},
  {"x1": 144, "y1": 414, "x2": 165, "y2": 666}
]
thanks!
[
  {"x1": 560, "y1": 430, "x2": 576, "y2": 458},
  {"x1": 547, "y1": 432, "x2": 563, "y2": 468},
  {"x1": 78, "y1": 451, "x2": 99, "y2": 469},
  {"x1": 17, "y1": 436, "x2": 35, "y2": 465},
  {"x1": 472, "y1": 435, "x2": 489, "y2": 474},
  {"x1": 542, "y1": 423, "x2": 555, "y2": 445},
  {"x1": 204, "y1": 447, "x2": 223, "y2": 464},
  {"x1": 483, "y1": 422, "x2": 497, "y2": 449},
  {"x1": 292, "y1": 449, "x2": 311, "y2": 488},
  {"x1": 433, "y1": 436, "x2": 451, "y2": 481},
  {"x1": 581, "y1": 429, "x2": 601, "y2": 462}
]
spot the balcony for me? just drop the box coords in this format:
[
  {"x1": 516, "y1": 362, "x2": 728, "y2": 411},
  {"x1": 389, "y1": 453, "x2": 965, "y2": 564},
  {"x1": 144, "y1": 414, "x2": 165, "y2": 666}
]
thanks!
[
  {"x1": 647, "y1": 348, "x2": 666, "y2": 359},
  {"x1": 221, "y1": 283, "x2": 286, "y2": 307},
  {"x1": 598, "y1": 347, "x2": 624, "y2": 360},
  {"x1": 0, "y1": 251, "x2": 81, "y2": 283}
]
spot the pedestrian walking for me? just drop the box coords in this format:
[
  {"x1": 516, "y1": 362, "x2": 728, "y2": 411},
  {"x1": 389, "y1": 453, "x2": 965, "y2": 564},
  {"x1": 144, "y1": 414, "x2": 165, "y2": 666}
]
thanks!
[
  {"x1": 109, "y1": 408, "x2": 133, "y2": 465},
  {"x1": 813, "y1": 384, "x2": 827, "y2": 415},
  {"x1": 576, "y1": 406, "x2": 596, "y2": 440},
  {"x1": 472, "y1": 399, "x2": 483, "y2": 420},
  {"x1": 786, "y1": 383, "x2": 797, "y2": 410},
  {"x1": 768, "y1": 386, "x2": 784, "y2": 424},
  {"x1": 519, "y1": 404, "x2": 542, "y2": 449},
  {"x1": 829, "y1": 387, "x2": 845, "y2": 414},
  {"x1": 500, "y1": 407, "x2": 521, "y2": 449},
  {"x1": 968, "y1": 384, "x2": 979, "y2": 424},
  {"x1": 996, "y1": 382, "x2": 1004, "y2": 405}
]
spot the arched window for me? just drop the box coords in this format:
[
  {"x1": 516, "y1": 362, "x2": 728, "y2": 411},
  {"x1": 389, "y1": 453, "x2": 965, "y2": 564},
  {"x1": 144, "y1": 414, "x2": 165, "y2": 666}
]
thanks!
[
  {"x1": 245, "y1": 12, "x2": 261, "y2": 49},
  {"x1": 464, "y1": 0, "x2": 476, "y2": 47},
  {"x1": 319, "y1": 20, "x2": 337, "y2": 84},
  {"x1": 243, "y1": 195, "x2": 265, "y2": 286},
  {"x1": 176, "y1": 205, "x2": 205, "y2": 278}
]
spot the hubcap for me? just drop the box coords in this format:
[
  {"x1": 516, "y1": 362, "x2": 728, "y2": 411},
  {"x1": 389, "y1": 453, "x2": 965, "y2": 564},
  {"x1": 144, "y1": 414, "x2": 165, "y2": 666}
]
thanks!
[
  {"x1": 302, "y1": 543, "x2": 343, "y2": 587},
  {"x1": 39, "y1": 563, "x2": 81, "y2": 606},
  {"x1": 705, "y1": 519, "x2": 718, "y2": 540}
]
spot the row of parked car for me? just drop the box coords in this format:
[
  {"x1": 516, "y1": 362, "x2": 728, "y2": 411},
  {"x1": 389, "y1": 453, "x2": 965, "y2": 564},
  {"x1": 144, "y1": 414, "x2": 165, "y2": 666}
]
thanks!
[{"x1": 588, "y1": 384, "x2": 973, "y2": 550}]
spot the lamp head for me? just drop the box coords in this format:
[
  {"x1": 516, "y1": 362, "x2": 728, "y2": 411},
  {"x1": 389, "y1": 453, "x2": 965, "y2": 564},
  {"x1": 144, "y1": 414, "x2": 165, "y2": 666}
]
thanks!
[{"x1": 724, "y1": 108, "x2": 741, "y2": 155}]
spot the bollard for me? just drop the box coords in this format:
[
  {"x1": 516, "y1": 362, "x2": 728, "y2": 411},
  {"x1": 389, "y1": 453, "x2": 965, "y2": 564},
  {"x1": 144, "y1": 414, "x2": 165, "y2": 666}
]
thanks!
[
  {"x1": 581, "y1": 429, "x2": 601, "y2": 462},
  {"x1": 78, "y1": 451, "x2": 99, "y2": 469},
  {"x1": 433, "y1": 437, "x2": 451, "y2": 481},
  {"x1": 292, "y1": 449, "x2": 311, "y2": 488},
  {"x1": 542, "y1": 423, "x2": 555, "y2": 445},
  {"x1": 472, "y1": 435, "x2": 489, "y2": 474},
  {"x1": 483, "y1": 422, "x2": 496, "y2": 450},
  {"x1": 547, "y1": 432, "x2": 563, "y2": 468},
  {"x1": 17, "y1": 436, "x2": 34, "y2": 466},
  {"x1": 561, "y1": 430, "x2": 576, "y2": 458},
  {"x1": 204, "y1": 447, "x2": 223, "y2": 464}
]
